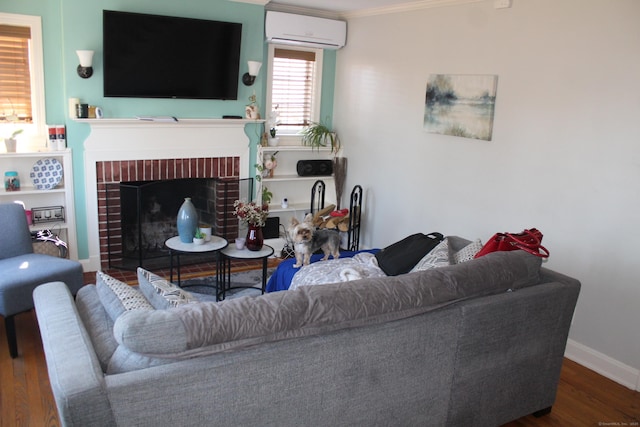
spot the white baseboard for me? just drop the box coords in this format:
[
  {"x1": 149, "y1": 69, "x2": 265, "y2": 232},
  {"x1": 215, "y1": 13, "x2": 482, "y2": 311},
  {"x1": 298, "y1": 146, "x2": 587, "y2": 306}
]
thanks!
[
  {"x1": 565, "y1": 339, "x2": 640, "y2": 391},
  {"x1": 80, "y1": 256, "x2": 99, "y2": 273}
]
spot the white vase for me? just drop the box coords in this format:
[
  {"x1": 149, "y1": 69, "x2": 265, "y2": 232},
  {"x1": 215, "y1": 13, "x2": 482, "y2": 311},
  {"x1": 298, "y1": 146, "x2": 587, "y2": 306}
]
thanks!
[
  {"x1": 268, "y1": 137, "x2": 279, "y2": 147},
  {"x1": 4, "y1": 138, "x2": 17, "y2": 153}
]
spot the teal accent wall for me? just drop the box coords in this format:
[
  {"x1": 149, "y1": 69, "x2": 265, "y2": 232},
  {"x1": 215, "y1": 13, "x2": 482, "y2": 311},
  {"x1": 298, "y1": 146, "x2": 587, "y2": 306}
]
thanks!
[
  {"x1": 3, "y1": 0, "x2": 337, "y2": 262},
  {"x1": 320, "y1": 50, "x2": 337, "y2": 128}
]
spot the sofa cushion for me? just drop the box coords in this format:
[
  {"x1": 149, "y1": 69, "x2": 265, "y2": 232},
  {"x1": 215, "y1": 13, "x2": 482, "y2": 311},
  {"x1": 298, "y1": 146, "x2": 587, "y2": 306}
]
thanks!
[
  {"x1": 96, "y1": 271, "x2": 153, "y2": 321},
  {"x1": 75, "y1": 284, "x2": 119, "y2": 372},
  {"x1": 112, "y1": 250, "x2": 541, "y2": 357},
  {"x1": 137, "y1": 267, "x2": 197, "y2": 309},
  {"x1": 410, "y1": 239, "x2": 450, "y2": 272}
]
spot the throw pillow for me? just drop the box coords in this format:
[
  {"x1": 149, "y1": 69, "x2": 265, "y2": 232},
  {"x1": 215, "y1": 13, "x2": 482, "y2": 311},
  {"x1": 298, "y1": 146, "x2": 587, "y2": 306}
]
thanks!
[
  {"x1": 410, "y1": 238, "x2": 450, "y2": 272},
  {"x1": 137, "y1": 267, "x2": 198, "y2": 309},
  {"x1": 453, "y1": 239, "x2": 484, "y2": 264},
  {"x1": 96, "y1": 271, "x2": 154, "y2": 321}
]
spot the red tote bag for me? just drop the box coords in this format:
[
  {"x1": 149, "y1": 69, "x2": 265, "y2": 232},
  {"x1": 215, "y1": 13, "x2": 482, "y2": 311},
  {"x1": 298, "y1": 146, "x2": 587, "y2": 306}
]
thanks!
[{"x1": 474, "y1": 228, "x2": 550, "y2": 259}]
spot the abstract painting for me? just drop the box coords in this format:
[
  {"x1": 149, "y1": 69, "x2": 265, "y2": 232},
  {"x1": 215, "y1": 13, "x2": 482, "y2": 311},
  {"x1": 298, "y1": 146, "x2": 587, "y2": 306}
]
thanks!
[{"x1": 424, "y1": 74, "x2": 498, "y2": 141}]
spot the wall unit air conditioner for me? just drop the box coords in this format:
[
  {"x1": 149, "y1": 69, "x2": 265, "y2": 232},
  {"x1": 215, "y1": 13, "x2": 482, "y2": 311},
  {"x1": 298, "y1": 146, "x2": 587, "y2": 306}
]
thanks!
[{"x1": 265, "y1": 11, "x2": 346, "y2": 50}]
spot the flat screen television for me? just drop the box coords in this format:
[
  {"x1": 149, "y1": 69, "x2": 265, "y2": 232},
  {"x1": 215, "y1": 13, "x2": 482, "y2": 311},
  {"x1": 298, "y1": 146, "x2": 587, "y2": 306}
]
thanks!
[{"x1": 103, "y1": 10, "x2": 242, "y2": 100}]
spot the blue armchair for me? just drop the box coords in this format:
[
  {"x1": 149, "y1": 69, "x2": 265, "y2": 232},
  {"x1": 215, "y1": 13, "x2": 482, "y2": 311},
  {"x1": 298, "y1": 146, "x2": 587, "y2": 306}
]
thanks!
[{"x1": 0, "y1": 203, "x2": 83, "y2": 358}]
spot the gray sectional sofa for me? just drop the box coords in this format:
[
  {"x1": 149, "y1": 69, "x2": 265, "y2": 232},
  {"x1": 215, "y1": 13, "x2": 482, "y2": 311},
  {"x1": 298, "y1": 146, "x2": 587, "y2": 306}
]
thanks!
[{"x1": 34, "y1": 237, "x2": 580, "y2": 427}]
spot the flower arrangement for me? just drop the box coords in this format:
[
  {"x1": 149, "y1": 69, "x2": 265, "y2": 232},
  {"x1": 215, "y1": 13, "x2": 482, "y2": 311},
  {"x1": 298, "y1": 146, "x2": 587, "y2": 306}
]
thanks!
[
  {"x1": 255, "y1": 151, "x2": 278, "y2": 179},
  {"x1": 245, "y1": 93, "x2": 260, "y2": 119},
  {"x1": 264, "y1": 151, "x2": 278, "y2": 171},
  {"x1": 233, "y1": 200, "x2": 268, "y2": 227}
]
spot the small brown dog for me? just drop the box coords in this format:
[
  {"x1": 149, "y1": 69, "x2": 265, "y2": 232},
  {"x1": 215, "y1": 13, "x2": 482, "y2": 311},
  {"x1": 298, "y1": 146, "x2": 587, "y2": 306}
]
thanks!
[{"x1": 289, "y1": 214, "x2": 340, "y2": 268}]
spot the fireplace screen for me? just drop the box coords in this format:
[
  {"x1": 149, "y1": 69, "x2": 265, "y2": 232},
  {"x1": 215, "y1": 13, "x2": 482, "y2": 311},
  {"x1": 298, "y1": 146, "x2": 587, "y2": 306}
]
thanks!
[{"x1": 105, "y1": 177, "x2": 252, "y2": 270}]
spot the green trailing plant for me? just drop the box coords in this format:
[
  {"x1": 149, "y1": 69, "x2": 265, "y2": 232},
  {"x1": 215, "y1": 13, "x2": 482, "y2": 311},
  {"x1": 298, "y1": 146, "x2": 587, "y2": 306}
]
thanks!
[
  {"x1": 262, "y1": 186, "x2": 273, "y2": 206},
  {"x1": 194, "y1": 228, "x2": 205, "y2": 239},
  {"x1": 300, "y1": 121, "x2": 340, "y2": 153}
]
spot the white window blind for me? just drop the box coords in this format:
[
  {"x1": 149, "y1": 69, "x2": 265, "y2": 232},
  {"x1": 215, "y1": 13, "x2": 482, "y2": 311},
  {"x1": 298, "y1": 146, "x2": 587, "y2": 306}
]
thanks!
[
  {"x1": 271, "y1": 48, "x2": 316, "y2": 130},
  {"x1": 0, "y1": 24, "x2": 32, "y2": 123}
]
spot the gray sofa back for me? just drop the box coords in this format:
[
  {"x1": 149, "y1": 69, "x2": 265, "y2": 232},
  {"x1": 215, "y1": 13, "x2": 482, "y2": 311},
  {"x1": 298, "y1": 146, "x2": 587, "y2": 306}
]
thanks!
[{"x1": 113, "y1": 250, "x2": 541, "y2": 359}]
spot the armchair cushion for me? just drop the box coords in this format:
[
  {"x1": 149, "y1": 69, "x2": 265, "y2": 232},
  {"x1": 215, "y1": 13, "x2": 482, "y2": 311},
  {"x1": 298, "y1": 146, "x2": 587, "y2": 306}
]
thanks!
[{"x1": 0, "y1": 253, "x2": 83, "y2": 316}]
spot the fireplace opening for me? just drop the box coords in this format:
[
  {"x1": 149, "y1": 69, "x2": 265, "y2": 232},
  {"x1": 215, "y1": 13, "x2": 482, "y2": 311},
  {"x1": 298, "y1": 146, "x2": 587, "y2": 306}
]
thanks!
[{"x1": 105, "y1": 177, "x2": 253, "y2": 271}]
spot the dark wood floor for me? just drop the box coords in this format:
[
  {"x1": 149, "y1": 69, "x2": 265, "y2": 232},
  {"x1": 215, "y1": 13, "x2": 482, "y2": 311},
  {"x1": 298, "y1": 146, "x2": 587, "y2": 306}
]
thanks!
[{"x1": 1, "y1": 278, "x2": 638, "y2": 426}]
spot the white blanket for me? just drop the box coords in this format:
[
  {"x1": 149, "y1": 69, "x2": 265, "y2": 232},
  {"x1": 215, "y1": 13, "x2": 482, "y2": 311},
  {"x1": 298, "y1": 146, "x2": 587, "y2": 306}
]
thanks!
[{"x1": 289, "y1": 252, "x2": 387, "y2": 290}]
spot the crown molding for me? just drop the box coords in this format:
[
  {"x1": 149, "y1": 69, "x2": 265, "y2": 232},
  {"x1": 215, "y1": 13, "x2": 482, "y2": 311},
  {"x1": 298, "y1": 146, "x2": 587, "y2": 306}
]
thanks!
[
  {"x1": 342, "y1": 0, "x2": 483, "y2": 19},
  {"x1": 228, "y1": 0, "x2": 270, "y2": 6},
  {"x1": 264, "y1": 3, "x2": 342, "y2": 20},
  {"x1": 232, "y1": 0, "x2": 483, "y2": 20}
]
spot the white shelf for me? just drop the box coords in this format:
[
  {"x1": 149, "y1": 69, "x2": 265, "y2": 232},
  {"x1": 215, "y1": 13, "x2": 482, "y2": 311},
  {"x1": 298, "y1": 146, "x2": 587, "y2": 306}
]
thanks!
[
  {"x1": 262, "y1": 145, "x2": 332, "y2": 152},
  {"x1": 263, "y1": 174, "x2": 333, "y2": 182},
  {"x1": 0, "y1": 150, "x2": 78, "y2": 260},
  {"x1": 1, "y1": 149, "x2": 70, "y2": 157},
  {"x1": 1, "y1": 187, "x2": 66, "y2": 196},
  {"x1": 30, "y1": 222, "x2": 67, "y2": 230},
  {"x1": 258, "y1": 144, "x2": 337, "y2": 227},
  {"x1": 267, "y1": 201, "x2": 325, "y2": 213}
]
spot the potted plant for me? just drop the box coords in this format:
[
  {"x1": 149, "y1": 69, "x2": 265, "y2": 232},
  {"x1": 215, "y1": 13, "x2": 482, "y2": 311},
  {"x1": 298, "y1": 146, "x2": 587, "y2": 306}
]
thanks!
[
  {"x1": 4, "y1": 129, "x2": 22, "y2": 153},
  {"x1": 267, "y1": 108, "x2": 280, "y2": 146},
  {"x1": 193, "y1": 228, "x2": 206, "y2": 245},
  {"x1": 300, "y1": 121, "x2": 340, "y2": 153},
  {"x1": 262, "y1": 186, "x2": 273, "y2": 208}
]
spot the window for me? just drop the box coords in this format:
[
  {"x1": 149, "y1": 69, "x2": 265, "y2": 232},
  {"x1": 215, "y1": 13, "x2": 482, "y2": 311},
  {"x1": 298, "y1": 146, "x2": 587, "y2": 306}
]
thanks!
[
  {"x1": 266, "y1": 44, "x2": 323, "y2": 135},
  {"x1": 0, "y1": 24, "x2": 32, "y2": 122},
  {"x1": 0, "y1": 13, "x2": 45, "y2": 140}
]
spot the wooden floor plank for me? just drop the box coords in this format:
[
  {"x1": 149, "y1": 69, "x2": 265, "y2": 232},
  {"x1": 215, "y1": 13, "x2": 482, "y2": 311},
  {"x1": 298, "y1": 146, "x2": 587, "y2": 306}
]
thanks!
[{"x1": 1, "y1": 306, "x2": 639, "y2": 426}]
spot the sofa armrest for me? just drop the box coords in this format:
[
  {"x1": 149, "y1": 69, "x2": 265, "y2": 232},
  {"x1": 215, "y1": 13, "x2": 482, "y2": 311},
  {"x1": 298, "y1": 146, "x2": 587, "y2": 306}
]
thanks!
[{"x1": 34, "y1": 282, "x2": 116, "y2": 427}]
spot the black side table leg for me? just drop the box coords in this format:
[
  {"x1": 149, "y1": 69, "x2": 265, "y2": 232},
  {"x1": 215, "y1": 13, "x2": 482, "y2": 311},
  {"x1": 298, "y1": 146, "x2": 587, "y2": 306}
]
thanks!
[
  {"x1": 169, "y1": 250, "x2": 174, "y2": 283},
  {"x1": 176, "y1": 254, "x2": 181, "y2": 286},
  {"x1": 261, "y1": 257, "x2": 268, "y2": 294}
]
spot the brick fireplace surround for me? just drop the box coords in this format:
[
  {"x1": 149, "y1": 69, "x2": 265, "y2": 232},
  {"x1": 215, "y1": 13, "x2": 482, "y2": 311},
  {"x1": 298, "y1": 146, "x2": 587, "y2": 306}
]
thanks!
[
  {"x1": 96, "y1": 157, "x2": 240, "y2": 270},
  {"x1": 83, "y1": 119, "x2": 253, "y2": 272}
]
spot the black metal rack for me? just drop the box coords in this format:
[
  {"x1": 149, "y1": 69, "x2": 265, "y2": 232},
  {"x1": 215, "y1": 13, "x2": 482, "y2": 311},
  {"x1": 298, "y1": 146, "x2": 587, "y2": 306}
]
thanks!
[{"x1": 346, "y1": 185, "x2": 362, "y2": 251}]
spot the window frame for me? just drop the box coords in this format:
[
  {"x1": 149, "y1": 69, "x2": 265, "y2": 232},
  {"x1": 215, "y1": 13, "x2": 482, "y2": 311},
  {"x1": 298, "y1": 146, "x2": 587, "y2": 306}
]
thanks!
[
  {"x1": 265, "y1": 43, "x2": 323, "y2": 137},
  {"x1": 0, "y1": 13, "x2": 46, "y2": 142}
]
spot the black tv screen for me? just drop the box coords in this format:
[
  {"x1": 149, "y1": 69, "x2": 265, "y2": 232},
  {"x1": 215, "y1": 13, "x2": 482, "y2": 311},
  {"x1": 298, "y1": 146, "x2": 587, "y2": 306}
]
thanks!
[{"x1": 103, "y1": 10, "x2": 242, "y2": 100}]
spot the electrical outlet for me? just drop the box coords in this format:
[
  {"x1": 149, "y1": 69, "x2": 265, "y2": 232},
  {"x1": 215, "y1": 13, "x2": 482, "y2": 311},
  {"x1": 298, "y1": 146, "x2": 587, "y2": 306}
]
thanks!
[{"x1": 494, "y1": 0, "x2": 512, "y2": 9}]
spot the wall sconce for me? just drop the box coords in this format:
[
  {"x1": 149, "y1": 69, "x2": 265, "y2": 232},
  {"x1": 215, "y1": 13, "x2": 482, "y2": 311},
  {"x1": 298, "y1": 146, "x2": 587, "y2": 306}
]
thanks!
[
  {"x1": 242, "y1": 61, "x2": 262, "y2": 86},
  {"x1": 76, "y1": 50, "x2": 94, "y2": 79}
]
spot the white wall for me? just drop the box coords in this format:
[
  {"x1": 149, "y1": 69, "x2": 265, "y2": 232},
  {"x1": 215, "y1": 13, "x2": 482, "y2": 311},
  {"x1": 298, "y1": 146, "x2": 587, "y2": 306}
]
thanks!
[{"x1": 334, "y1": 0, "x2": 640, "y2": 387}]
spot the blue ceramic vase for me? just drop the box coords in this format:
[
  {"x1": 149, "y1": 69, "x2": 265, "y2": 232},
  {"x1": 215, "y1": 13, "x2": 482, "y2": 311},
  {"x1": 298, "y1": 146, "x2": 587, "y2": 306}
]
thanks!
[{"x1": 177, "y1": 197, "x2": 198, "y2": 243}]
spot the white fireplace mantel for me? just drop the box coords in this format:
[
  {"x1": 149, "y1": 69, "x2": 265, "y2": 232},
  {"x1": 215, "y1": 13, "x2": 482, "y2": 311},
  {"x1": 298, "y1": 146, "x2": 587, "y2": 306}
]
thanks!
[{"x1": 82, "y1": 118, "x2": 259, "y2": 270}]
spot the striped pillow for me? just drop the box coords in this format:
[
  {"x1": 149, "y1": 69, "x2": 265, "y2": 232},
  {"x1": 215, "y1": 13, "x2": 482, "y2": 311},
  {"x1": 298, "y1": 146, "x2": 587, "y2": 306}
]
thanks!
[{"x1": 137, "y1": 267, "x2": 198, "y2": 309}]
